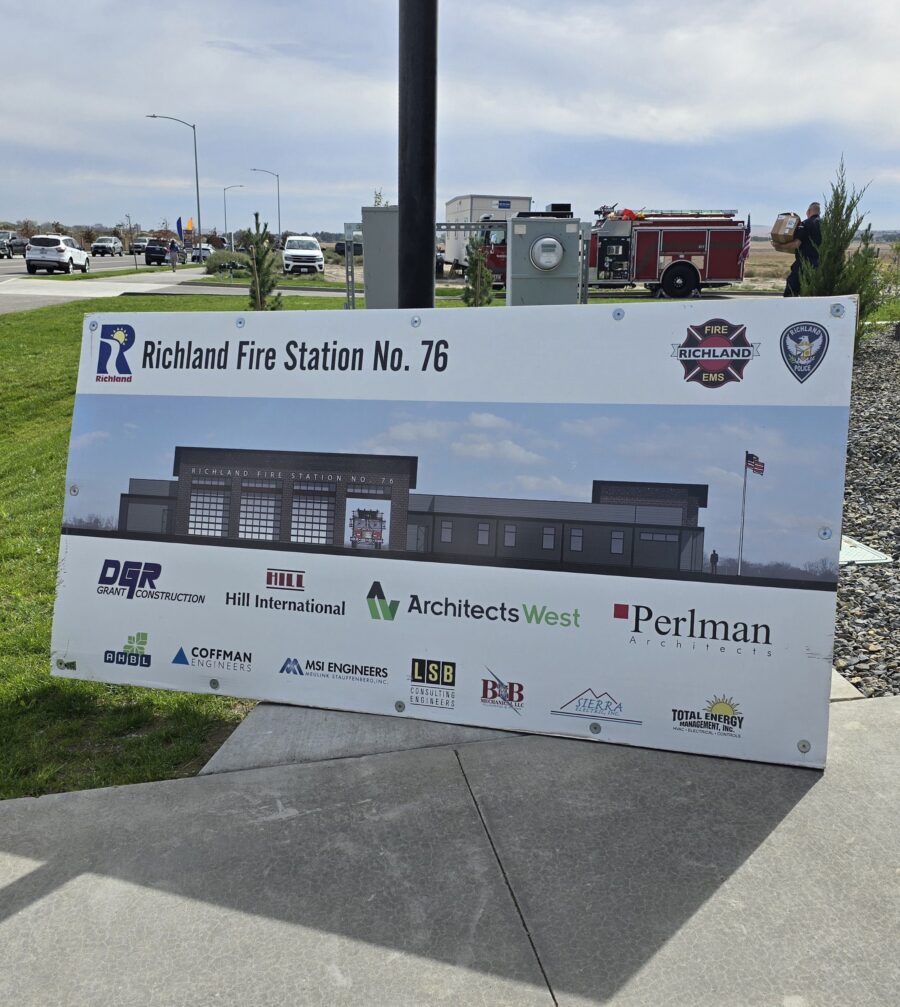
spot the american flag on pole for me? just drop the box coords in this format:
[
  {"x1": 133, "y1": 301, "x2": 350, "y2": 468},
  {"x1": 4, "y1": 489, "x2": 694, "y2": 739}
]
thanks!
[
  {"x1": 746, "y1": 451, "x2": 765, "y2": 475},
  {"x1": 739, "y1": 213, "x2": 751, "y2": 263}
]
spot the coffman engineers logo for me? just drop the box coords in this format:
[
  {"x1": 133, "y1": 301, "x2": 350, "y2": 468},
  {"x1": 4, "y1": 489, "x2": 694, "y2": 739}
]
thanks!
[{"x1": 96, "y1": 324, "x2": 136, "y2": 383}]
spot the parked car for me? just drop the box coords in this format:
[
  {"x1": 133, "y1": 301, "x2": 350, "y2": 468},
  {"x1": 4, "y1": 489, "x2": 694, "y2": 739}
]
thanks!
[
  {"x1": 283, "y1": 235, "x2": 325, "y2": 274},
  {"x1": 25, "y1": 235, "x2": 90, "y2": 274},
  {"x1": 91, "y1": 236, "x2": 124, "y2": 257},
  {"x1": 189, "y1": 243, "x2": 215, "y2": 262},
  {"x1": 144, "y1": 239, "x2": 186, "y2": 266},
  {"x1": 0, "y1": 230, "x2": 27, "y2": 258},
  {"x1": 129, "y1": 236, "x2": 150, "y2": 255}
]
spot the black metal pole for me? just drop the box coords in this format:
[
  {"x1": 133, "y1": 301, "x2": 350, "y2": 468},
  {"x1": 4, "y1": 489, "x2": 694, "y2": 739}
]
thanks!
[{"x1": 398, "y1": 0, "x2": 438, "y2": 309}]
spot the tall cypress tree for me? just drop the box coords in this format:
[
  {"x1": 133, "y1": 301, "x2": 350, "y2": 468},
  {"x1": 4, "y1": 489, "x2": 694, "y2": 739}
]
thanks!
[
  {"x1": 462, "y1": 234, "x2": 494, "y2": 307},
  {"x1": 247, "y1": 212, "x2": 283, "y2": 311}
]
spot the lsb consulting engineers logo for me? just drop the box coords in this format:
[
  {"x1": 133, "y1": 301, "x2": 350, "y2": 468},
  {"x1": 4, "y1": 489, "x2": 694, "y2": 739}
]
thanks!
[{"x1": 96, "y1": 324, "x2": 136, "y2": 383}]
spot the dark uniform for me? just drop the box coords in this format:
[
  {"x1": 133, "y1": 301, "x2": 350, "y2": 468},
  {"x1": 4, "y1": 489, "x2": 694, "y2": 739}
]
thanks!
[{"x1": 784, "y1": 213, "x2": 821, "y2": 296}]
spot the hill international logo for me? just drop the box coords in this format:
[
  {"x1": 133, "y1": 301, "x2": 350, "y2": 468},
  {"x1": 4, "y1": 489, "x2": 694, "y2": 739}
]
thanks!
[
  {"x1": 367, "y1": 581, "x2": 399, "y2": 621},
  {"x1": 672, "y1": 318, "x2": 759, "y2": 388},
  {"x1": 96, "y1": 324, "x2": 136, "y2": 382}
]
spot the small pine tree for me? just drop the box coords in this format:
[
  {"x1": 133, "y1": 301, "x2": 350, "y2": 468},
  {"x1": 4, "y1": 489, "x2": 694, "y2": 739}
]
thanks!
[
  {"x1": 247, "y1": 212, "x2": 283, "y2": 311},
  {"x1": 462, "y1": 234, "x2": 494, "y2": 307},
  {"x1": 799, "y1": 159, "x2": 884, "y2": 341}
]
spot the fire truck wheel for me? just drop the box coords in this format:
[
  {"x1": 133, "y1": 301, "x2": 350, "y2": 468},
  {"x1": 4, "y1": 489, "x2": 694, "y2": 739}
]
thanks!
[{"x1": 661, "y1": 263, "x2": 698, "y2": 299}]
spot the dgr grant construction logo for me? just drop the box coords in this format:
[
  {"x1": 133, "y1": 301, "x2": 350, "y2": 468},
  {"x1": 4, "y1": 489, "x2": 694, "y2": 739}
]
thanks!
[{"x1": 672, "y1": 318, "x2": 759, "y2": 388}]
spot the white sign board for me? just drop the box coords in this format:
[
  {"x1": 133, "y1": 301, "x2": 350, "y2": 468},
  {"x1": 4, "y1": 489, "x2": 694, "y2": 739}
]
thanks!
[{"x1": 52, "y1": 300, "x2": 855, "y2": 767}]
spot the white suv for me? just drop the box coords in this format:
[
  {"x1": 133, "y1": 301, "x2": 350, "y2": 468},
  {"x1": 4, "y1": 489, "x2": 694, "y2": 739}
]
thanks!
[
  {"x1": 91, "y1": 236, "x2": 124, "y2": 256},
  {"x1": 26, "y1": 235, "x2": 91, "y2": 274},
  {"x1": 283, "y1": 235, "x2": 324, "y2": 275}
]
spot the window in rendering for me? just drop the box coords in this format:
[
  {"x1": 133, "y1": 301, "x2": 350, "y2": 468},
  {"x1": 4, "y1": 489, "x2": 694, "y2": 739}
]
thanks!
[
  {"x1": 239, "y1": 491, "x2": 281, "y2": 541},
  {"x1": 188, "y1": 490, "x2": 230, "y2": 537},
  {"x1": 440, "y1": 520, "x2": 453, "y2": 544},
  {"x1": 477, "y1": 523, "x2": 490, "y2": 546},
  {"x1": 610, "y1": 530, "x2": 624, "y2": 555},
  {"x1": 542, "y1": 526, "x2": 555, "y2": 550},
  {"x1": 346, "y1": 483, "x2": 391, "y2": 499},
  {"x1": 570, "y1": 528, "x2": 583, "y2": 552},
  {"x1": 504, "y1": 524, "x2": 516, "y2": 548},
  {"x1": 290, "y1": 489, "x2": 335, "y2": 545}
]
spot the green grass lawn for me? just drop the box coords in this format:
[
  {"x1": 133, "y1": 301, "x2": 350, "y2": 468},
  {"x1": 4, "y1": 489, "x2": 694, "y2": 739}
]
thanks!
[
  {"x1": 25, "y1": 263, "x2": 204, "y2": 281},
  {"x1": 0, "y1": 294, "x2": 362, "y2": 800}
]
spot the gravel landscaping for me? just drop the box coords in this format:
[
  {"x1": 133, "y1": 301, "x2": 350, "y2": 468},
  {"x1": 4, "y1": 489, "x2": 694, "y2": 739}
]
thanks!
[{"x1": 834, "y1": 326, "x2": 900, "y2": 696}]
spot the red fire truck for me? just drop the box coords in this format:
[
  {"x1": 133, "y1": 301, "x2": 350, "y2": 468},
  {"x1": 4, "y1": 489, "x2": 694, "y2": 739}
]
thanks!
[
  {"x1": 349, "y1": 508, "x2": 385, "y2": 550},
  {"x1": 477, "y1": 205, "x2": 574, "y2": 284},
  {"x1": 588, "y1": 205, "x2": 749, "y2": 297}
]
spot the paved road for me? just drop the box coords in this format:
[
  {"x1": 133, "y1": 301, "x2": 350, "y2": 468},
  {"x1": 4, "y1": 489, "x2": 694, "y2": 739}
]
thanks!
[{"x1": 0, "y1": 253, "x2": 181, "y2": 278}]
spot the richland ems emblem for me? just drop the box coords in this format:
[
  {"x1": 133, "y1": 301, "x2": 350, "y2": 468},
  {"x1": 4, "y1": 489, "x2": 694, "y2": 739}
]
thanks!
[
  {"x1": 780, "y1": 321, "x2": 829, "y2": 383},
  {"x1": 672, "y1": 318, "x2": 759, "y2": 388}
]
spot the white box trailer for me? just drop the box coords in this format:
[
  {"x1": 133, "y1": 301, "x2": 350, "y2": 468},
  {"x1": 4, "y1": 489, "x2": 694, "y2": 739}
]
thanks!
[{"x1": 443, "y1": 193, "x2": 532, "y2": 266}]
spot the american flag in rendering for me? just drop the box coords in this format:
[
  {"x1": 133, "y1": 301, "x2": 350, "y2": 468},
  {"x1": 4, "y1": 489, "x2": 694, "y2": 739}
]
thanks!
[
  {"x1": 739, "y1": 213, "x2": 751, "y2": 263},
  {"x1": 746, "y1": 451, "x2": 765, "y2": 475}
]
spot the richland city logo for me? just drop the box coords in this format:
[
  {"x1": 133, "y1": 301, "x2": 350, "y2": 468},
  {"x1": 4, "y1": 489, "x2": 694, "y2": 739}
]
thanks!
[
  {"x1": 551, "y1": 688, "x2": 641, "y2": 726},
  {"x1": 672, "y1": 318, "x2": 759, "y2": 388},
  {"x1": 672, "y1": 696, "x2": 744, "y2": 739},
  {"x1": 613, "y1": 602, "x2": 772, "y2": 656},
  {"x1": 410, "y1": 657, "x2": 457, "y2": 709},
  {"x1": 104, "y1": 631, "x2": 151, "y2": 668},
  {"x1": 96, "y1": 324, "x2": 136, "y2": 382},
  {"x1": 481, "y1": 667, "x2": 525, "y2": 715},
  {"x1": 780, "y1": 321, "x2": 829, "y2": 383}
]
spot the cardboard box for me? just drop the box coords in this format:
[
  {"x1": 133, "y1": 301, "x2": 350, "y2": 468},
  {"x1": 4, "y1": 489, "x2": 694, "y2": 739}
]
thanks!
[{"x1": 771, "y1": 212, "x2": 801, "y2": 250}]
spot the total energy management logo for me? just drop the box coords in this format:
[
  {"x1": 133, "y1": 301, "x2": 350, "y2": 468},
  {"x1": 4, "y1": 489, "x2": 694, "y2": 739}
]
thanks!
[
  {"x1": 672, "y1": 696, "x2": 744, "y2": 739},
  {"x1": 672, "y1": 318, "x2": 759, "y2": 388},
  {"x1": 96, "y1": 324, "x2": 136, "y2": 382}
]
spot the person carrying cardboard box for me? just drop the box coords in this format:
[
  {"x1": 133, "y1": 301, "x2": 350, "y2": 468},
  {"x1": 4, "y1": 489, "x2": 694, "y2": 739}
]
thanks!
[{"x1": 777, "y1": 202, "x2": 822, "y2": 296}]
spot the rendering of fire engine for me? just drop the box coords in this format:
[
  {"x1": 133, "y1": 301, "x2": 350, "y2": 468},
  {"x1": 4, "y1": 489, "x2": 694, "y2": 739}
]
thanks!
[
  {"x1": 349, "y1": 508, "x2": 385, "y2": 549},
  {"x1": 588, "y1": 204, "x2": 749, "y2": 297}
]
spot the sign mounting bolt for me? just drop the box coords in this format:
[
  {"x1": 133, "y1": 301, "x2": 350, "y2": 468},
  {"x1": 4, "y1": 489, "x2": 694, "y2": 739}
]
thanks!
[
  {"x1": 410, "y1": 316, "x2": 421, "y2": 328},
  {"x1": 797, "y1": 739, "x2": 811, "y2": 754},
  {"x1": 830, "y1": 304, "x2": 845, "y2": 318},
  {"x1": 589, "y1": 722, "x2": 602, "y2": 735},
  {"x1": 210, "y1": 679, "x2": 220, "y2": 690},
  {"x1": 395, "y1": 700, "x2": 406, "y2": 713}
]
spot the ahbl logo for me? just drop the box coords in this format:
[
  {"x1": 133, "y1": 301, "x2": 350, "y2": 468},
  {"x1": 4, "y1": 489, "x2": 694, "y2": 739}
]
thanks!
[
  {"x1": 97, "y1": 324, "x2": 136, "y2": 377},
  {"x1": 279, "y1": 658, "x2": 304, "y2": 675},
  {"x1": 367, "y1": 581, "x2": 399, "y2": 621}
]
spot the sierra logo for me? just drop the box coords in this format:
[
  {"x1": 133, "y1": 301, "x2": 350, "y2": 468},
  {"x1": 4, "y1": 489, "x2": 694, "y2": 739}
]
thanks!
[
  {"x1": 367, "y1": 582, "x2": 399, "y2": 621},
  {"x1": 614, "y1": 603, "x2": 771, "y2": 645}
]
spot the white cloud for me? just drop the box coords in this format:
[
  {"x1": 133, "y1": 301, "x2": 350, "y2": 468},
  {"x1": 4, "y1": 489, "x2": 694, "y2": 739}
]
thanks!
[
  {"x1": 72, "y1": 431, "x2": 110, "y2": 450},
  {"x1": 467, "y1": 411, "x2": 516, "y2": 430},
  {"x1": 451, "y1": 436, "x2": 545, "y2": 465},
  {"x1": 514, "y1": 474, "x2": 586, "y2": 500},
  {"x1": 560, "y1": 416, "x2": 623, "y2": 438}
]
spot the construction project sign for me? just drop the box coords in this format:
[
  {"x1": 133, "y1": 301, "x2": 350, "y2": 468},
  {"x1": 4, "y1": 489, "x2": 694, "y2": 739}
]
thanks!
[{"x1": 52, "y1": 299, "x2": 855, "y2": 767}]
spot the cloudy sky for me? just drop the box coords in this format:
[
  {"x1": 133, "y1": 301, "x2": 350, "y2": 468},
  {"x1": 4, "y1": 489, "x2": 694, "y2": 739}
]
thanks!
[
  {"x1": 64, "y1": 395, "x2": 847, "y2": 570},
  {"x1": 2, "y1": 1, "x2": 899, "y2": 234}
]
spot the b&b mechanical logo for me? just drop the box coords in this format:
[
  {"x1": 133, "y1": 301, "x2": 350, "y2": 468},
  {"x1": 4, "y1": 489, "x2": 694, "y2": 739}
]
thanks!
[
  {"x1": 780, "y1": 321, "x2": 829, "y2": 383},
  {"x1": 672, "y1": 695, "x2": 744, "y2": 739},
  {"x1": 672, "y1": 318, "x2": 759, "y2": 388},
  {"x1": 96, "y1": 324, "x2": 136, "y2": 382},
  {"x1": 481, "y1": 667, "x2": 525, "y2": 715}
]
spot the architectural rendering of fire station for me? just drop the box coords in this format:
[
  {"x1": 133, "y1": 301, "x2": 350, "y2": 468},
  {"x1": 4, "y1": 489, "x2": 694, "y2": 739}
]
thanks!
[{"x1": 113, "y1": 447, "x2": 708, "y2": 574}]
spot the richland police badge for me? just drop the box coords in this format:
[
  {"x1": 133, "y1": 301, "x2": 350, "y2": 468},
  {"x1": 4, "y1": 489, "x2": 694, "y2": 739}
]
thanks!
[
  {"x1": 780, "y1": 321, "x2": 829, "y2": 383},
  {"x1": 672, "y1": 318, "x2": 759, "y2": 388}
]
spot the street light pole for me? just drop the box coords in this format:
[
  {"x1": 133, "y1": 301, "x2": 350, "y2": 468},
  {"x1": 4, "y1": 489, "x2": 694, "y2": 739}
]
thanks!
[
  {"x1": 223, "y1": 185, "x2": 244, "y2": 251},
  {"x1": 146, "y1": 114, "x2": 202, "y2": 258},
  {"x1": 250, "y1": 168, "x2": 281, "y2": 243}
]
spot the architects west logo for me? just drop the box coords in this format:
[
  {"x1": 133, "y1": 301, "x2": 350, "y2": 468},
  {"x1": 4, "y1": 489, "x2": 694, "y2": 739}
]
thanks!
[
  {"x1": 96, "y1": 324, "x2": 136, "y2": 382},
  {"x1": 410, "y1": 657, "x2": 456, "y2": 709},
  {"x1": 551, "y1": 688, "x2": 641, "y2": 726},
  {"x1": 173, "y1": 645, "x2": 252, "y2": 673},
  {"x1": 780, "y1": 321, "x2": 829, "y2": 383},
  {"x1": 367, "y1": 581, "x2": 399, "y2": 621},
  {"x1": 672, "y1": 318, "x2": 759, "y2": 388},
  {"x1": 613, "y1": 602, "x2": 772, "y2": 656},
  {"x1": 481, "y1": 667, "x2": 524, "y2": 714},
  {"x1": 672, "y1": 695, "x2": 744, "y2": 739},
  {"x1": 104, "y1": 631, "x2": 151, "y2": 668}
]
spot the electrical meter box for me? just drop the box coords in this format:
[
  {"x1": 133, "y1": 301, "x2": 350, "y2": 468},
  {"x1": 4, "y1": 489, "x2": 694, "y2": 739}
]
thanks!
[
  {"x1": 506, "y1": 215, "x2": 581, "y2": 306},
  {"x1": 361, "y1": 205, "x2": 399, "y2": 309}
]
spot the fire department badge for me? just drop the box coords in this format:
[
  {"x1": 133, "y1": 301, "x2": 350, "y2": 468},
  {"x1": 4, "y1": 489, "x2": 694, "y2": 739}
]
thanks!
[
  {"x1": 780, "y1": 321, "x2": 829, "y2": 383},
  {"x1": 672, "y1": 318, "x2": 759, "y2": 388}
]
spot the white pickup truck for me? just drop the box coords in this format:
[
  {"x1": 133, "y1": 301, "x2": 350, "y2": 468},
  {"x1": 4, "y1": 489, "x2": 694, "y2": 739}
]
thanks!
[{"x1": 282, "y1": 235, "x2": 324, "y2": 275}]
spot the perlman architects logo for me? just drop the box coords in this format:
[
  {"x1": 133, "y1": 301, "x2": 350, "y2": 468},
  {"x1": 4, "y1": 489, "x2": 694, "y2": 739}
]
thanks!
[
  {"x1": 672, "y1": 318, "x2": 759, "y2": 388},
  {"x1": 613, "y1": 602, "x2": 772, "y2": 656},
  {"x1": 96, "y1": 324, "x2": 136, "y2": 382}
]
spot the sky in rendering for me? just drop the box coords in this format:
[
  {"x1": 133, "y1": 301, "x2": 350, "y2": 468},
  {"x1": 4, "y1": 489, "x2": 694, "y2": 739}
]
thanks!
[
  {"x1": 3, "y1": 1, "x2": 899, "y2": 233},
  {"x1": 64, "y1": 395, "x2": 848, "y2": 570}
]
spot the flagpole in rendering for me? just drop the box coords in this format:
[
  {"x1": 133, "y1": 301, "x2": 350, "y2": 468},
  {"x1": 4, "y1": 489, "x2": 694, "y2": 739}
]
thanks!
[{"x1": 737, "y1": 451, "x2": 749, "y2": 576}]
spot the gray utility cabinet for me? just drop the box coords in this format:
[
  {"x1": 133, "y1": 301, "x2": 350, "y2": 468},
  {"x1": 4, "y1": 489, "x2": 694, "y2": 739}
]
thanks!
[
  {"x1": 506, "y1": 216, "x2": 581, "y2": 306},
  {"x1": 361, "y1": 205, "x2": 399, "y2": 309}
]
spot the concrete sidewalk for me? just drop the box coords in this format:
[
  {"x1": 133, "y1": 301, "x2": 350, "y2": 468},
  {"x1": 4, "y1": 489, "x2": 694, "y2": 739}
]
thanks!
[{"x1": 1, "y1": 692, "x2": 896, "y2": 1006}]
